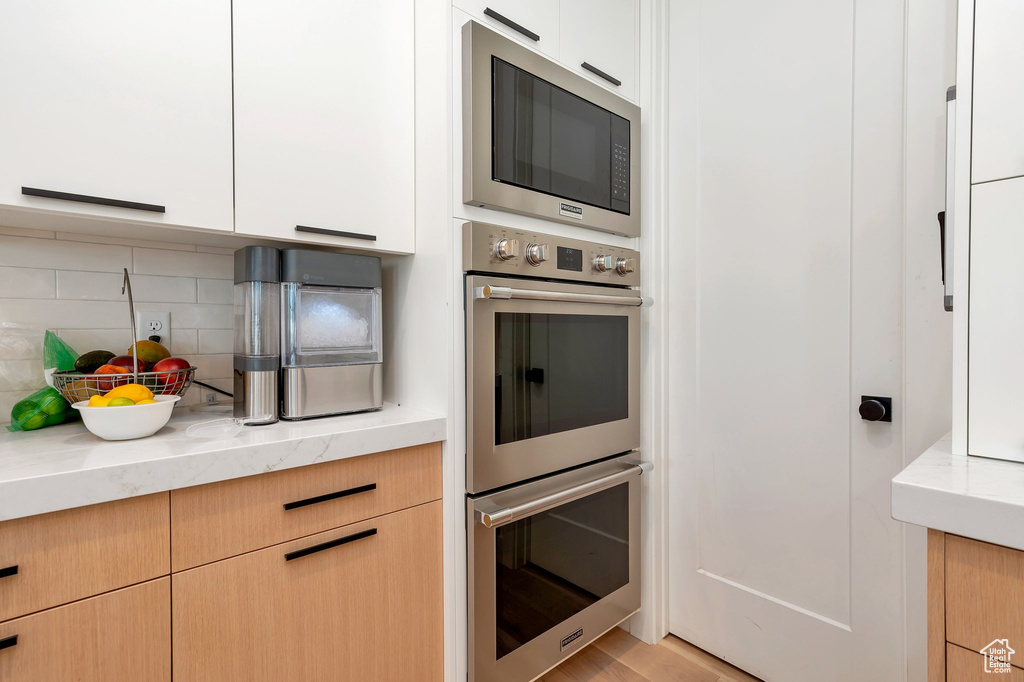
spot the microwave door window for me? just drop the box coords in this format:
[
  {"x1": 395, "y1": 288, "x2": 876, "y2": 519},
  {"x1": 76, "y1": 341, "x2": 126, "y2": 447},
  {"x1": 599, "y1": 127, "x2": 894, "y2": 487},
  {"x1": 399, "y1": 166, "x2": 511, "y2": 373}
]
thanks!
[
  {"x1": 492, "y1": 58, "x2": 621, "y2": 213},
  {"x1": 494, "y1": 313, "x2": 628, "y2": 446},
  {"x1": 495, "y1": 482, "x2": 630, "y2": 659}
]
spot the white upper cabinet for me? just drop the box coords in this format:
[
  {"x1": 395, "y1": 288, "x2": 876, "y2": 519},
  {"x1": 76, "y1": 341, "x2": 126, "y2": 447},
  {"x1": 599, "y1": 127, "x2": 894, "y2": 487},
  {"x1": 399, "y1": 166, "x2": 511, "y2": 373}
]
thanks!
[
  {"x1": 560, "y1": 0, "x2": 638, "y2": 102},
  {"x1": 233, "y1": 0, "x2": 415, "y2": 253},
  {"x1": 0, "y1": 1, "x2": 234, "y2": 231},
  {"x1": 968, "y1": 178, "x2": 1024, "y2": 460},
  {"x1": 972, "y1": 0, "x2": 1024, "y2": 184},
  {"x1": 454, "y1": 0, "x2": 560, "y2": 59}
]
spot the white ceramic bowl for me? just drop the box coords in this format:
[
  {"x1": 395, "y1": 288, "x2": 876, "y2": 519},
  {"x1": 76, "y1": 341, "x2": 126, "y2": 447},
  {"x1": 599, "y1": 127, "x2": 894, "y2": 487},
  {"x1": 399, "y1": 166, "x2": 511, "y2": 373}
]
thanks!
[{"x1": 71, "y1": 394, "x2": 181, "y2": 441}]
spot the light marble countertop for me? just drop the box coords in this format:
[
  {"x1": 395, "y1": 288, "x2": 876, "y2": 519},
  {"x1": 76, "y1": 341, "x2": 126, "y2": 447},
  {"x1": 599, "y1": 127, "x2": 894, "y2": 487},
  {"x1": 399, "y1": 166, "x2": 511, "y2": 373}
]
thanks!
[
  {"x1": 892, "y1": 431, "x2": 1024, "y2": 551},
  {"x1": 0, "y1": 403, "x2": 446, "y2": 522}
]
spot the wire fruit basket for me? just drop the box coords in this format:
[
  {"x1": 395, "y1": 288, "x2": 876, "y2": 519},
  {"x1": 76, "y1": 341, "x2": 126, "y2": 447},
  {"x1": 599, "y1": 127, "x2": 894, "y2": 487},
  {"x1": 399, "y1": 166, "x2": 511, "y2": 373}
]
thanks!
[{"x1": 53, "y1": 367, "x2": 196, "y2": 404}]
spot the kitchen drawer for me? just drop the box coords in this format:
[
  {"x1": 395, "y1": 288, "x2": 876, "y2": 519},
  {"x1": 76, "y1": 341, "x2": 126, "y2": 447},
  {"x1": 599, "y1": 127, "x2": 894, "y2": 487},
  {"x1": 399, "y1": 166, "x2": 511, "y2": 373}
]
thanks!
[
  {"x1": 170, "y1": 442, "x2": 442, "y2": 571},
  {"x1": 173, "y1": 501, "x2": 443, "y2": 682},
  {"x1": 946, "y1": 534, "x2": 1024, "y2": 653},
  {"x1": 0, "y1": 493, "x2": 169, "y2": 622},
  {"x1": 0, "y1": 578, "x2": 170, "y2": 681},
  {"x1": 947, "y1": 642, "x2": 1024, "y2": 680}
]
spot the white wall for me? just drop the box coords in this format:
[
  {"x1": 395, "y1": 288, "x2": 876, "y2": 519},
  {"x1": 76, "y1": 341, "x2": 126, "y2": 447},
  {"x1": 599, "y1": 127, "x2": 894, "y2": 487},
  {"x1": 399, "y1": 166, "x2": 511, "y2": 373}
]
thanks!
[{"x1": 902, "y1": 0, "x2": 957, "y2": 679}]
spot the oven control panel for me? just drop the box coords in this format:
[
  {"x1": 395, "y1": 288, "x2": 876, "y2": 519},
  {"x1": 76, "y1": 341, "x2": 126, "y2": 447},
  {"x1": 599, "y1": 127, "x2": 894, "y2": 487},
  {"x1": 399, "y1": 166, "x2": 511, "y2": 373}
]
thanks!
[{"x1": 462, "y1": 221, "x2": 640, "y2": 287}]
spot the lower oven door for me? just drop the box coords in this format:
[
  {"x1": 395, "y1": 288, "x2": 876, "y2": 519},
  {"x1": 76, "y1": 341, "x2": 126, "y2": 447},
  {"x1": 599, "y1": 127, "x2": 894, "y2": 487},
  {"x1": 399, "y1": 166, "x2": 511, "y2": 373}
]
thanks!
[
  {"x1": 468, "y1": 455, "x2": 649, "y2": 682},
  {"x1": 466, "y1": 275, "x2": 642, "y2": 493}
]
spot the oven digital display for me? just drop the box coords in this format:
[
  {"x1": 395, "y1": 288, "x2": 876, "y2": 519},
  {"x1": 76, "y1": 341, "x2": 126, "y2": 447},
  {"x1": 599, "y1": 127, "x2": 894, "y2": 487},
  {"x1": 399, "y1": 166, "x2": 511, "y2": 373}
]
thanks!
[{"x1": 556, "y1": 247, "x2": 583, "y2": 272}]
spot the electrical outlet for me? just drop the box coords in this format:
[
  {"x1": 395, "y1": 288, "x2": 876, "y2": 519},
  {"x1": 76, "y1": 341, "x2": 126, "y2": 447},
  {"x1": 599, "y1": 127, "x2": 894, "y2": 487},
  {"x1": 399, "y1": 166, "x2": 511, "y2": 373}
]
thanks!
[{"x1": 135, "y1": 311, "x2": 171, "y2": 349}]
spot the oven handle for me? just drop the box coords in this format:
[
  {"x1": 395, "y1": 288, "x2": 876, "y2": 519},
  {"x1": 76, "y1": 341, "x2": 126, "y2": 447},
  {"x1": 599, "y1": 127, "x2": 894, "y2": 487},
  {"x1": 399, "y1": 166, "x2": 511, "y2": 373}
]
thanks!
[
  {"x1": 474, "y1": 285, "x2": 653, "y2": 307},
  {"x1": 476, "y1": 459, "x2": 653, "y2": 529}
]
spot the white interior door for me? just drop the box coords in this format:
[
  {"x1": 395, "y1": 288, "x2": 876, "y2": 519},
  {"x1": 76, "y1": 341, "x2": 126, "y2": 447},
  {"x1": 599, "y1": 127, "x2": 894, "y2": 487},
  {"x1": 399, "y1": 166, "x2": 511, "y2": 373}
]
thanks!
[{"x1": 667, "y1": 1, "x2": 910, "y2": 680}]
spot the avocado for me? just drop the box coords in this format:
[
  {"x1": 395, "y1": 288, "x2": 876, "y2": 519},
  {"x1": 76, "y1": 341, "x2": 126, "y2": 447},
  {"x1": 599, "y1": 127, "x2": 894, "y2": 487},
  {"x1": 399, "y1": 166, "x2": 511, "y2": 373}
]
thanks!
[{"x1": 74, "y1": 350, "x2": 115, "y2": 374}]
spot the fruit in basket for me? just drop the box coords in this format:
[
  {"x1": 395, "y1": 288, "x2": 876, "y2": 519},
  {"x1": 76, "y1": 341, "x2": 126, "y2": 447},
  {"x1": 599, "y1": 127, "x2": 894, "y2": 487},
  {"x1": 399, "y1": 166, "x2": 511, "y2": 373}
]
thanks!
[
  {"x1": 74, "y1": 350, "x2": 115, "y2": 374},
  {"x1": 106, "y1": 397, "x2": 136, "y2": 407},
  {"x1": 109, "y1": 354, "x2": 148, "y2": 372},
  {"x1": 104, "y1": 384, "x2": 154, "y2": 403},
  {"x1": 127, "y1": 340, "x2": 171, "y2": 365},
  {"x1": 93, "y1": 364, "x2": 131, "y2": 391},
  {"x1": 152, "y1": 357, "x2": 191, "y2": 393}
]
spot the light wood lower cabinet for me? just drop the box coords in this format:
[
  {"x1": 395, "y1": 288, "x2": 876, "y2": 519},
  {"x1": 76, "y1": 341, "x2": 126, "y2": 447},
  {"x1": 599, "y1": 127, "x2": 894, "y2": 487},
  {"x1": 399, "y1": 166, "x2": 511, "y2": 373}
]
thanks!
[
  {"x1": 0, "y1": 579, "x2": 171, "y2": 681},
  {"x1": 173, "y1": 501, "x2": 443, "y2": 682},
  {"x1": 929, "y1": 531, "x2": 1024, "y2": 681}
]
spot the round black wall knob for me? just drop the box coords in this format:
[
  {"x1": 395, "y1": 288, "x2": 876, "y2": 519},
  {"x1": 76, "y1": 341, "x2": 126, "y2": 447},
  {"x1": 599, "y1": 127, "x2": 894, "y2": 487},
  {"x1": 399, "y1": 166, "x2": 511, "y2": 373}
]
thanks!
[{"x1": 859, "y1": 396, "x2": 892, "y2": 422}]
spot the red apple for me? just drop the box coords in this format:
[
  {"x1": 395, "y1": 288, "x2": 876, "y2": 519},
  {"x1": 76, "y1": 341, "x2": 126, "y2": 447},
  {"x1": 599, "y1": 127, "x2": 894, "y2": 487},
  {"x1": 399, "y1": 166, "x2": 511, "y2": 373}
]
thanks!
[
  {"x1": 108, "y1": 354, "x2": 148, "y2": 373},
  {"x1": 152, "y1": 357, "x2": 191, "y2": 393}
]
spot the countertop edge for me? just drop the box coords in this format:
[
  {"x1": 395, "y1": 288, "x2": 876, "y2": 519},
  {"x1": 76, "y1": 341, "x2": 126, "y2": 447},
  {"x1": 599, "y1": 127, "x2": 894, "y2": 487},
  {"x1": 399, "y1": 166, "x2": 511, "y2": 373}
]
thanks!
[{"x1": 0, "y1": 409, "x2": 446, "y2": 523}]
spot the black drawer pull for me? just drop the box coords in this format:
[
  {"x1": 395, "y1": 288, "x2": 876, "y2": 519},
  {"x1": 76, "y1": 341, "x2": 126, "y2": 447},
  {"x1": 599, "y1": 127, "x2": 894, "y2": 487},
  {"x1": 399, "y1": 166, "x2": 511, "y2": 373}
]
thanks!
[
  {"x1": 483, "y1": 8, "x2": 540, "y2": 42},
  {"x1": 0, "y1": 566, "x2": 17, "y2": 580},
  {"x1": 295, "y1": 225, "x2": 376, "y2": 242},
  {"x1": 0, "y1": 636, "x2": 17, "y2": 651},
  {"x1": 283, "y1": 483, "x2": 377, "y2": 511},
  {"x1": 22, "y1": 187, "x2": 165, "y2": 213},
  {"x1": 581, "y1": 62, "x2": 621, "y2": 87},
  {"x1": 285, "y1": 528, "x2": 377, "y2": 562}
]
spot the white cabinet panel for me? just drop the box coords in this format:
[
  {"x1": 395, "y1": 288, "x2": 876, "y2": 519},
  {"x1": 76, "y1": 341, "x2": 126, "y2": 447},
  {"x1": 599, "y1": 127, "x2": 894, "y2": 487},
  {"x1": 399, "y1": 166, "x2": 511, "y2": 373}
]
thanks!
[
  {"x1": 453, "y1": 0, "x2": 559, "y2": 59},
  {"x1": 972, "y1": 0, "x2": 1024, "y2": 184},
  {"x1": 560, "y1": 0, "x2": 638, "y2": 101},
  {"x1": 969, "y1": 178, "x2": 1024, "y2": 460},
  {"x1": 233, "y1": 0, "x2": 415, "y2": 253},
  {"x1": 0, "y1": 1, "x2": 233, "y2": 231}
]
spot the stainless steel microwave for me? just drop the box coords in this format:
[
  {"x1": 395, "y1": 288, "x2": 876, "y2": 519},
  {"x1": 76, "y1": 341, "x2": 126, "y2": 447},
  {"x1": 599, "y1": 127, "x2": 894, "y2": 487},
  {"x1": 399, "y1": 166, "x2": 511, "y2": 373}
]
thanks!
[{"x1": 462, "y1": 21, "x2": 642, "y2": 238}]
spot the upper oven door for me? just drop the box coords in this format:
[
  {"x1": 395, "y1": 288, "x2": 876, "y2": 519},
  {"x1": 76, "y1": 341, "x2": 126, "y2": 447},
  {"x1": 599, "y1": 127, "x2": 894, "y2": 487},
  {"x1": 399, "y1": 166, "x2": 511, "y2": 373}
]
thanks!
[
  {"x1": 463, "y1": 20, "x2": 641, "y2": 238},
  {"x1": 466, "y1": 275, "x2": 641, "y2": 493}
]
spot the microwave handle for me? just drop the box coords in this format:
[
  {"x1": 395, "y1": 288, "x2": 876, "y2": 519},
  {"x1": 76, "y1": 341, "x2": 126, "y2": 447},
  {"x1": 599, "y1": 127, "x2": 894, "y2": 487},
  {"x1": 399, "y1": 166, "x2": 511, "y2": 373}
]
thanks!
[
  {"x1": 476, "y1": 459, "x2": 653, "y2": 528},
  {"x1": 475, "y1": 285, "x2": 653, "y2": 308},
  {"x1": 942, "y1": 86, "x2": 955, "y2": 312}
]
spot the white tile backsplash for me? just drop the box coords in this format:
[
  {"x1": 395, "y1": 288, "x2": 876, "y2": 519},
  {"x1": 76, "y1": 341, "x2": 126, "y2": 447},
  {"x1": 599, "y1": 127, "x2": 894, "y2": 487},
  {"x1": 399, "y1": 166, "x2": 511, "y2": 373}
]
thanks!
[
  {"x1": 197, "y1": 278, "x2": 233, "y2": 304},
  {"x1": 134, "y1": 248, "x2": 233, "y2": 279},
  {"x1": 0, "y1": 266, "x2": 55, "y2": 299},
  {"x1": 57, "y1": 271, "x2": 196, "y2": 303},
  {"x1": 0, "y1": 228, "x2": 238, "y2": 423}
]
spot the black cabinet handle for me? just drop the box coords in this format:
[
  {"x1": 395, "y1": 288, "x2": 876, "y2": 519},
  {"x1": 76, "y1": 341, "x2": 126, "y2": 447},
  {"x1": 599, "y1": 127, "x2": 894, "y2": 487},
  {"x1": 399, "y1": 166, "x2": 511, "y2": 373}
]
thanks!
[
  {"x1": 283, "y1": 483, "x2": 377, "y2": 511},
  {"x1": 0, "y1": 566, "x2": 17, "y2": 580},
  {"x1": 22, "y1": 187, "x2": 165, "y2": 213},
  {"x1": 295, "y1": 225, "x2": 376, "y2": 242},
  {"x1": 285, "y1": 528, "x2": 377, "y2": 562},
  {"x1": 483, "y1": 8, "x2": 540, "y2": 42},
  {"x1": 0, "y1": 636, "x2": 17, "y2": 652},
  {"x1": 581, "y1": 62, "x2": 622, "y2": 87}
]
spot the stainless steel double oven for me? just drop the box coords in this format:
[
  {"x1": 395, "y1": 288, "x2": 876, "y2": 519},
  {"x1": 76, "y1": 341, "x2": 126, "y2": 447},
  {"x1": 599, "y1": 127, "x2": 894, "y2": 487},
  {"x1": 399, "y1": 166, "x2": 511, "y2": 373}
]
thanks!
[{"x1": 464, "y1": 222, "x2": 650, "y2": 682}]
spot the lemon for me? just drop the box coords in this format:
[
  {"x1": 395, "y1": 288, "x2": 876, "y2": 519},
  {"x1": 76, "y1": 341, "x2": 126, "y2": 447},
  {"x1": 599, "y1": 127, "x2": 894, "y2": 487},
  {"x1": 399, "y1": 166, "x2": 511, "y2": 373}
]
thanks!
[
  {"x1": 88, "y1": 395, "x2": 112, "y2": 407},
  {"x1": 135, "y1": 399, "x2": 157, "y2": 405},
  {"x1": 103, "y1": 383, "x2": 153, "y2": 403},
  {"x1": 106, "y1": 397, "x2": 136, "y2": 407}
]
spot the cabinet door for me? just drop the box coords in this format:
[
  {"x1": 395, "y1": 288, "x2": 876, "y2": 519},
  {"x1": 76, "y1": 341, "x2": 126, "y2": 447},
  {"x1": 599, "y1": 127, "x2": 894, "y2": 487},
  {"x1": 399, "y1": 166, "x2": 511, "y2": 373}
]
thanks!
[
  {"x1": 233, "y1": 0, "x2": 415, "y2": 253},
  {"x1": 0, "y1": 579, "x2": 170, "y2": 682},
  {"x1": 173, "y1": 502, "x2": 442, "y2": 682},
  {"x1": 972, "y1": 0, "x2": 1024, "y2": 184},
  {"x1": 560, "y1": 0, "x2": 638, "y2": 102},
  {"x1": 969, "y1": 178, "x2": 1024, "y2": 460},
  {"x1": 454, "y1": 0, "x2": 559, "y2": 59},
  {"x1": 0, "y1": 1, "x2": 233, "y2": 231}
]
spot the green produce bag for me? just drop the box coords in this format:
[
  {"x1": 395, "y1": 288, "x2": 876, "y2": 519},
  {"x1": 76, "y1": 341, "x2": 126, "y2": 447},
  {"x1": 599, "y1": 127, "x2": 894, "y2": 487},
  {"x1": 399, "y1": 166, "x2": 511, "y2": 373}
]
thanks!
[
  {"x1": 7, "y1": 387, "x2": 77, "y2": 432},
  {"x1": 43, "y1": 330, "x2": 78, "y2": 374}
]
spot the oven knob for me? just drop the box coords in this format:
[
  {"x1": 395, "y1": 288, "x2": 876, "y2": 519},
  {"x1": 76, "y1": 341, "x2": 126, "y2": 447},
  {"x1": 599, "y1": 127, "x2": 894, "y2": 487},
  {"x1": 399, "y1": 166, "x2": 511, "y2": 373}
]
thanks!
[
  {"x1": 615, "y1": 257, "x2": 636, "y2": 275},
  {"x1": 525, "y1": 243, "x2": 549, "y2": 266},
  {"x1": 493, "y1": 238, "x2": 519, "y2": 261},
  {"x1": 593, "y1": 255, "x2": 614, "y2": 272}
]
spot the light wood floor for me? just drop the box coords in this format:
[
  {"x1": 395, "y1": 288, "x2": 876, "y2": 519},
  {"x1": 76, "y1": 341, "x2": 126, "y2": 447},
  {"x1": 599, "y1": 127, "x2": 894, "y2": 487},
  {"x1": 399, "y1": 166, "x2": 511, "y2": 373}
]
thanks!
[{"x1": 544, "y1": 627, "x2": 763, "y2": 682}]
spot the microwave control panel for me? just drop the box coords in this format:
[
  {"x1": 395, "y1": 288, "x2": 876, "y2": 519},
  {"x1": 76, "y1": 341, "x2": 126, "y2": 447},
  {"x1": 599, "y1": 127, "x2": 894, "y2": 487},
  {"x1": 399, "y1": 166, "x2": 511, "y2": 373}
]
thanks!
[{"x1": 462, "y1": 221, "x2": 640, "y2": 287}]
